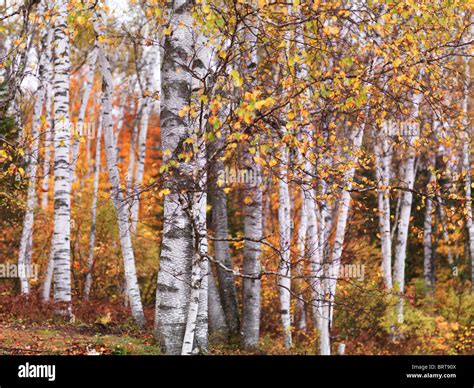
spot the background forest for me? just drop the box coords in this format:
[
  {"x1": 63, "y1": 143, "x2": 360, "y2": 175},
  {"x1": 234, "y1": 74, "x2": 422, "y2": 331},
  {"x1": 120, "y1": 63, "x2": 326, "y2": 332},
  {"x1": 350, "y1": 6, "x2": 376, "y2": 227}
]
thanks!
[{"x1": 0, "y1": 0, "x2": 473, "y2": 355}]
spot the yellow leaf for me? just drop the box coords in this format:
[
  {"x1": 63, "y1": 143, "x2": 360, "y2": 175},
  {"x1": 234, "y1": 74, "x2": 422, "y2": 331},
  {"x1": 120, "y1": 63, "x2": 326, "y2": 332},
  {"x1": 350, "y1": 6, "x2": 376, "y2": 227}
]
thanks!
[{"x1": 159, "y1": 188, "x2": 171, "y2": 198}]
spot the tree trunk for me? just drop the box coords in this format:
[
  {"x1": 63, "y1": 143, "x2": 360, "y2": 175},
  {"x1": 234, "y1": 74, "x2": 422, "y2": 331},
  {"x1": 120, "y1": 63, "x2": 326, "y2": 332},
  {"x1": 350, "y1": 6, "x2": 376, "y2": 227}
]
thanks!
[
  {"x1": 41, "y1": 27, "x2": 54, "y2": 211},
  {"x1": 51, "y1": 0, "x2": 73, "y2": 310},
  {"x1": 154, "y1": 0, "x2": 210, "y2": 354},
  {"x1": 240, "y1": 13, "x2": 262, "y2": 351},
  {"x1": 210, "y1": 143, "x2": 240, "y2": 338},
  {"x1": 295, "y1": 188, "x2": 308, "y2": 332},
  {"x1": 18, "y1": 24, "x2": 47, "y2": 294},
  {"x1": 130, "y1": 43, "x2": 160, "y2": 234},
  {"x1": 84, "y1": 117, "x2": 102, "y2": 300},
  {"x1": 278, "y1": 142, "x2": 292, "y2": 349},
  {"x1": 393, "y1": 91, "x2": 422, "y2": 323},
  {"x1": 94, "y1": 11, "x2": 145, "y2": 326},
  {"x1": 321, "y1": 125, "x2": 364, "y2": 355},
  {"x1": 375, "y1": 122, "x2": 393, "y2": 289},
  {"x1": 462, "y1": 55, "x2": 474, "y2": 291}
]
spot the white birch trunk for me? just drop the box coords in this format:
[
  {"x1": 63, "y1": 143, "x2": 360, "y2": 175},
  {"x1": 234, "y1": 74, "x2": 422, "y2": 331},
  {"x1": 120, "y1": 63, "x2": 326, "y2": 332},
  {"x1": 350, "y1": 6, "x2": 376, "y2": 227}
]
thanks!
[
  {"x1": 18, "y1": 29, "x2": 47, "y2": 294},
  {"x1": 84, "y1": 118, "x2": 102, "y2": 300},
  {"x1": 461, "y1": 56, "x2": 474, "y2": 291},
  {"x1": 278, "y1": 142, "x2": 292, "y2": 349},
  {"x1": 181, "y1": 252, "x2": 202, "y2": 355},
  {"x1": 210, "y1": 141, "x2": 240, "y2": 338},
  {"x1": 41, "y1": 27, "x2": 54, "y2": 211},
  {"x1": 295, "y1": 188, "x2": 308, "y2": 332},
  {"x1": 51, "y1": 0, "x2": 72, "y2": 308},
  {"x1": 130, "y1": 45, "x2": 160, "y2": 233},
  {"x1": 375, "y1": 122, "x2": 393, "y2": 289},
  {"x1": 241, "y1": 159, "x2": 263, "y2": 349},
  {"x1": 240, "y1": 14, "x2": 262, "y2": 350},
  {"x1": 321, "y1": 125, "x2": 364, "y2": 355},
  {"x1": 393, "y1": 91, "x2": 422, "y2": 323},
  {"x1": 154, "y1": 0, "x2": 209, "y2": 354},
  {"x1": 42, "y1": 239, "x2": 55, "y2": 301},
  {"x1": 93, "y1": 11, "x2": 145, "y2": 326}
]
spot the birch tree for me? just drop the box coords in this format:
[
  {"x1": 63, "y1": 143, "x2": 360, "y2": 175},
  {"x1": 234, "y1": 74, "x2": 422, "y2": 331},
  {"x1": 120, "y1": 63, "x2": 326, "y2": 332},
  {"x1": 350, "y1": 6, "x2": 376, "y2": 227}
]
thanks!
[
  {"x1": 17, "y1": 18, "x2": 48, "y2": 294},
  {"x1": 393, "y1": 88, "x2": 422, "y2": 323},
  {"x1": 93, "y1": 10, "x2": 145, "y2": 326},
  {"x1": 84, "y1": 117, "x2": 102, "y2": 300},
  {"x1": 375, "y1": 122, "x2": 393, "y2": 290},
  {"x1": 461, "y1": 50, "x2": 474, "y2": 291},
  {"x1": 130, "y1": 39, "x2": 160, "y2": 234},
  {"x1": 51, "y1": 0, "x2": 73, "y2": 309},
  {"x1": 278, "y1": 142, "x2": 292, "y2": 349},
  {"x1": 154, "y1": 0, "x2": 211, "y2": 354},
  {"x1": 241, "y1": 17, "x2": 263, "y2": 349},
  {"x1": 210, "y1": 138, "x2": 240, "y2": 338},
  {"x1": 40, "y1": 27, "x2": 53, "y2": 211}
]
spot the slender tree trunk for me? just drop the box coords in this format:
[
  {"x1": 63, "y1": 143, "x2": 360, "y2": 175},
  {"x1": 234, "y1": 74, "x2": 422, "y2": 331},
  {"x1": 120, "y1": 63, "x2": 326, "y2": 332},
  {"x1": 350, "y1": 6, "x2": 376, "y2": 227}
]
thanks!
[
  {"x1": 41, "y1": 27, "x2": 54, "y2": 211},
  {"x1": 375, "y1": 122, "x2": 393, "y2": 289},
  {"x1": 393, "y1": 91, "x2": 422, "y2": 323},
  {"x1": 18, "y1": 27, "x2": 47, "y2": 294},
  {"x1": 295, "y1": 188, "x2": 308, "y2": 332},
  {"x1": 240, "y1": 13, "x2": 262, "y2": 351},
  {"x1": 182, "y1": 137, "x2": 209, "y2": 354},
  {"x1": 94, "y1": 11, "x2": 145, "y2": 326},
  {"x1": 130, "y1": 45, "x2": 160, "y2": 234},
  {"x1": 194, "y1": 128, "x2": 209, "y2": 352},
  {"x1": 51, "y1": 0, "x2": 72, "y2": 310},
  {"x1": 278, "y1": 142, "x2": 292, "y2": 349},
  {"x1": 42, "y1": 240, "x2": 55, "y2": 301},
  {"x1": 307, "y1": 189, "x2": 323, "y2": 333},
  {"x1": 461, "y1": 55, "x2": 474, "y2": 291},
  {"x1": 321, "y1": 125, "x2": 364, "y2": 355},
  {"x1": 210, "y1": 142, "x2": 240, "y2": 338},
  {"x1": 126, "y1": 106, "x2": 140, "y2": 203},
  {"x1": 84, "y1": 118, "x2": 102, "y2": 300}
]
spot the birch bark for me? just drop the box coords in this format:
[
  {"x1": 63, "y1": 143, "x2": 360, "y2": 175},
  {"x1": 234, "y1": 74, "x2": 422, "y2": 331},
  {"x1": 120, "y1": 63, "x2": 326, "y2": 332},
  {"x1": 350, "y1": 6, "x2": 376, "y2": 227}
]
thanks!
[
  {"x1": 154, "y1": 0, "x2": 210, "y2": 354},
  {"x1": 461, "y1": 55, "x2": 474, "y2": 291},
  {"x1": 84, "y1": 117, "x2": 102, "y2": 300},
  {"x1": 93, "y1": 12, "x2": 145, "y2": 326},
  {"x1": 241, "y1": 17, "x2": 262, "y2": 349},
  {"x1": 41, "y1": 27, "x2": 53, "y2": 210},
  {"x1": 51, "y1": 0, "x2": 73, "y2": 308},
  {"x1": 393, "y1": 90, "x2": 422, "y2": 323},
  {"x1": 278, "y1": 143, "x2": 292, "y2": 349},
  {"x1": 375, "y1": 122, "x2": 393, "y2": 289},
  {"x1": 18, "y1": 22, "x2": 47, "y2": 294}
]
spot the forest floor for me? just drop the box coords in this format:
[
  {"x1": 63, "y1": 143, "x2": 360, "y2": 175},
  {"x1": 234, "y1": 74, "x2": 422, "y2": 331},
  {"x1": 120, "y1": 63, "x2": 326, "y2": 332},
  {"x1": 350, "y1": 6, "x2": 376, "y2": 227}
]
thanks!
[
  {"x1": 0, "y1": 289, "x2": 162, "y2": 355},
  {"x1": 0, "y1": 322, "x2": 161, "y2": 355},
  {"x1": 0, "y1": 291, "x2": 312, "y2": 355}
]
